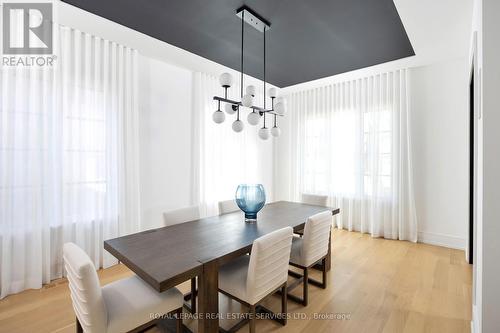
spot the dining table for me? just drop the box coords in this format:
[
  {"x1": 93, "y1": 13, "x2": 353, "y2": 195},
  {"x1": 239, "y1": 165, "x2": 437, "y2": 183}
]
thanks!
[{"x1": 104, "y1": 201, "x2": 340, "y2": 333}]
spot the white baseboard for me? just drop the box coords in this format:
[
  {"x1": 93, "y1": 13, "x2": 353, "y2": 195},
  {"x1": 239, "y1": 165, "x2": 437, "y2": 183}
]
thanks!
[
  {"x1": 471, "y1": 304, "x2": 479, "y2": 333},
  {"x1": 417, "y1": 231, "x2": 466, "y2": 250}
]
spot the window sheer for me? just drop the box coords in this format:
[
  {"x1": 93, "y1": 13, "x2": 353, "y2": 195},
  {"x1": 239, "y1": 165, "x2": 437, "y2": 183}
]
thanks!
[
  {"x1": 0, "y1": 26, "x2": 140, "y2": 299},
  {"x1": 287, "y1": 70, "x2": 417, "y2": 241}
]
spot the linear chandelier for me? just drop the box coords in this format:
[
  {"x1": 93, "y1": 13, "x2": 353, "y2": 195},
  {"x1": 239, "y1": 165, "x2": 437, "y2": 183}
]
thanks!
[{"x1": 212, "y1": 6, "x2": 285, "y2": 140}]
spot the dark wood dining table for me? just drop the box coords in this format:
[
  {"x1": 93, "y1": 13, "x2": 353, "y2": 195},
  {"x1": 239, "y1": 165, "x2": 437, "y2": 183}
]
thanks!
[{"x1": 104, "y1": 201, "x2": 340, "y2": 333}]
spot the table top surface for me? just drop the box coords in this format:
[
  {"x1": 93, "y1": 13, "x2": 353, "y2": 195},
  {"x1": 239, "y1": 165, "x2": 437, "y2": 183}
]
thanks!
[{"x1": 104, "y1": 201, "x2": 340, "y2": 292}]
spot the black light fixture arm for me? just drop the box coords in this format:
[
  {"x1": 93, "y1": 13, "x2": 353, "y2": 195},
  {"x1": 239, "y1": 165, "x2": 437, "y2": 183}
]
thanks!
[{"x1": 212, "y1": 96, "x2": 283, "y2": 116}]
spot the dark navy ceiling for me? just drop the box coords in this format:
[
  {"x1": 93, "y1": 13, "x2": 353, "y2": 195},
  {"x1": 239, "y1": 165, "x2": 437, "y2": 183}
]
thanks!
[{"x1": 62, "y1": 0, "x2": 415, "y2": 87}]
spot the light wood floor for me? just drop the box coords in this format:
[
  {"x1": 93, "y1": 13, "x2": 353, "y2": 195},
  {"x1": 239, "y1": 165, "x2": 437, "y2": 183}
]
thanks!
[{"x1": 0, "y1": 229, "x2": 472, "y2": 333}]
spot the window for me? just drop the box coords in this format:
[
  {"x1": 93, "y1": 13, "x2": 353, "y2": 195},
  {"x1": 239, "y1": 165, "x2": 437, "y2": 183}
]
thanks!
[
  {"x1": 300, "y1": 107, "x2": 392, "y2": 199},
  {"x1": 362, "y1": 109, "x2": 392, "y2": 196},
  {"x1": 62, "y1": 88, "x2": 112, "y2": 225}
]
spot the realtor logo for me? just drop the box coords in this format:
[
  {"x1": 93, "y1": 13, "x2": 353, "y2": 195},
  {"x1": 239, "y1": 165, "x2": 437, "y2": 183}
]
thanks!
[{"x1": 2, "y1": 2, "x2": 53, "y2": 54}]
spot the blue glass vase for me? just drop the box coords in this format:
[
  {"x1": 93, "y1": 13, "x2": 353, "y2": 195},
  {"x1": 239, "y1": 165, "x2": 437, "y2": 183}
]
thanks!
[{"x1": 235, "y1": 184, "x2": 266, "y2": 223}]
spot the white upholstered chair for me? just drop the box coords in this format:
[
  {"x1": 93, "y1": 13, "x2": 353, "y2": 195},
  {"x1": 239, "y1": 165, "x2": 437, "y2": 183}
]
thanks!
[
  {"x1": 163, "y1": 205, "x2": 200, "y2": 226},
  {"x1": 218, "y1": 199, "x2": 239, "y2": 215},
  {"x1": 63, "y1": 243, "x2": 183, "y2": 333},
  {"x1": 163, "y1": 205, "x2": 201, "y2": 313},
  {"x1": 287, "y1": 211, "x2": 332, "y2": 306},
  {"x1": 295, "y1": 193, "x2": 329, "y2": 237},
  {"x1": 300, "y1": 193, "x2": 328, "y2": 206},
  {"x1": 218, "y1": 227, "x2": 293, "y2": 333}
]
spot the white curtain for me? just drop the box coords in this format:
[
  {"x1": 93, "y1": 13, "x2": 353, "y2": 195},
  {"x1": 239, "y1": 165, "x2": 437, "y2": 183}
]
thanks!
[
  {"x1": 287, "y1": 69, "x2": 417, "y2": 241},
  {"x1": 0, "y1": 26, "x2": 141, "y2": 299},
  {"x1": 192, "y1": 72, "x2": 272, "y2": 216}
]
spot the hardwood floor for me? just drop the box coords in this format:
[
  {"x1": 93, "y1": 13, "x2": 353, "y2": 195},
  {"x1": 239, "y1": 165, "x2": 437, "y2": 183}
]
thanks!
[{"x1": 0, "y1": 229, "x2": 472, "y2": 333}]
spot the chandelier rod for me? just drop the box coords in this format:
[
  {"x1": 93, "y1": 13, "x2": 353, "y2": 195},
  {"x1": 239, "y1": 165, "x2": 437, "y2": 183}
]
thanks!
[
  {"x1": 262, "y1": 25, "x2": 267, "y2": 127},
  {"x1": 240, "y1": 10, "x2": 244, "y2": 98},
  {"x1": 263, "y1": 26, "x2": 266, "y2": 109}
]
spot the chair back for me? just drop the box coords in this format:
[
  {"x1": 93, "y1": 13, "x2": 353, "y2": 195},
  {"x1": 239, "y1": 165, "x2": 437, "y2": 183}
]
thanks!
[
  {"x1": 163, "y1": 206, "x2": 200, "y2": 226},
  {"x1": 247, "y1": 227, "x2": 293, "y2": 304},
  {"x1": 63, "y1": 243, "x2": 107, "y2": 333},
  {"x1": 218, "y1": 200, "x2": 239, "y2": 215},
  {"x1": 302, "y1": 211, "x2": 332, "y2": 266},
  {"x1": 301, "y1": 193, "x2": 328, "y2": 206}
]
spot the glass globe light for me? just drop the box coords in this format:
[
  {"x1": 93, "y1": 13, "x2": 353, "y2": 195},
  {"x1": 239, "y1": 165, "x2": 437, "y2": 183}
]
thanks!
[
  {"x1": 212, "y1": 110, "x2": 225, "y2": 124},
  {"x1": 241, "y1": 94, "x2": 254, "y2": 107},
  {"x1": 259, "y1": 127, "x2": 270, "y2": 140},
  {"x1": 268, "y1": 87, "x2": 277, "y2": 98},
  {"x1": 246, "y1": 85, "x2": 256, "y2": 96},
  {"x1": 271, "y1": 126, "x2": 281, "y2": 137},
  {"x1": 225, "y1": 103, "x2": 236, "y2": 115},
  {"x1": 275, "y1": 96, "x2": 285, "y2": 104},
  {"x1": 219, "y1": 73, "x2": 233, "y2": 87},
  {"x1": 274, "y1": 102, "x2": 285, "y2": 115},
  {"x1": 232, "y1": 119, "x2": 244, "y2": 132},
  {"x1": 247, "y1": 111, "x2": 261, "y2": 126}
]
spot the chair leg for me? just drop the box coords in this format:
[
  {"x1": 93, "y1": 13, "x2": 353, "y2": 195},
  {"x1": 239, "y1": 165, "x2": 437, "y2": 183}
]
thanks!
[
  {"x1": 305, "y1": 256, "x2": 328, "y2": 289},
  {"x1": 76, "y1": 317, "x2": 83, "y2": 333},
  {"x1": 176, "y1": 308, "x2": 183, "y2": 333},
  {"x1": 286, "y1": 266, "x2": 310, "y2": 306},
  {"x1": 288, "y1": 260, "x2": 327, "y2": 306},
  {"x1": 190, "y1": 277, "x2": 197, "y2": 313},
  {"x1": 281, "y1": 284, "x2": 287, "y2": 326},
  {"x1": 249, "y1": 305, "x2": 256, "y2": 333},
  {"x1": 303, "y1": 267, "x2": 308, "y2": 306},
  {"x1": 321, "y1": 257, "x2": 327, "y2": 289}
]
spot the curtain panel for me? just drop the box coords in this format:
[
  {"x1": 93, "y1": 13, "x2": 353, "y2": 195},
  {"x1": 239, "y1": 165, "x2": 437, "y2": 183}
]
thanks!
[
  {"x1": 286, "y1": 69, "x2": 417, "y2": 241},
  {"x1": 0, "y1": 26, "x2": 140, "y2": 299}
]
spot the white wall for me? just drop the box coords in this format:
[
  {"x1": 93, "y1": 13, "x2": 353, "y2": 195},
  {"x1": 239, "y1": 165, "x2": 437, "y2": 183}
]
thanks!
[
  {"x1": 410, "y1": 58, "x2": 469, "y2": 249},
  {"x1": 138, "y1": 56, "x2": 194, "y2": 230}
]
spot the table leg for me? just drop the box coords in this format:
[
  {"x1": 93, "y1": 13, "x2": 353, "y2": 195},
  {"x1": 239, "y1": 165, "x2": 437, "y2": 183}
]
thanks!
[{"x1": 197, "y1": 260, "x2": 219, "y2": 333}]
